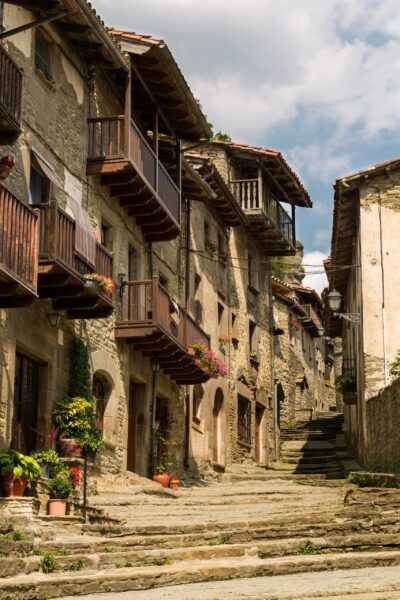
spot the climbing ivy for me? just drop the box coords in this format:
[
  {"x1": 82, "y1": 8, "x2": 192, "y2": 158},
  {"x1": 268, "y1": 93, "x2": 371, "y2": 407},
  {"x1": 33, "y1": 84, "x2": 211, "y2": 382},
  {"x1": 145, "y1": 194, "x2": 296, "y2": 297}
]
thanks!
[{"x1": 68, "y1": 337, "x2": 92, "y2": 401}]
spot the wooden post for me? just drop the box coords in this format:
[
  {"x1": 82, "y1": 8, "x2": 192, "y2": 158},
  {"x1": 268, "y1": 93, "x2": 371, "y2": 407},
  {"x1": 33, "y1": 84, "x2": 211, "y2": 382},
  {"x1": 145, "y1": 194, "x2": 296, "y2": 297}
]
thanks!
[
  {"x1": 124, "y1": 69, "x2": 132, "y2": 159},
  {"x1": 291, "y1": 204, "x2": 296, "y2": 245},
  {"x1": 258, "y1": 166, "x2": 263, "y2": 212},
  {"x1": 176, "y1": 139, "x2": 182, "y2": 226},
  {"x1": 153, "y1": 111, "x2": 159, "y2": 194}
]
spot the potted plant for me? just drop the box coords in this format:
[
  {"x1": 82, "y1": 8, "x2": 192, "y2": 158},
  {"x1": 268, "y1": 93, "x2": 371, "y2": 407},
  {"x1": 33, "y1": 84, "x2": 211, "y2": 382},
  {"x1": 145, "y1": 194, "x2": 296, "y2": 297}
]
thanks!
[
  {"x1": 0, "y1": 155, "x2": 16, "y2": 180},
  {"x1": 47, "y1": 477, "x2": 72, "y2": 516},
  {"x1": 53, "y1": 396, "x2": 94, "y2": 456},
  {"x1": 190, "y1": 340, "x2": 228, "y2": 378},
  {"x1": 205, "y1": 238, "x2": 217, "y2": 254},
  {"x1": 169, "y1": 477, "x2": 180, "y2": 491},
  {"x1": 335, "y1": 374, "x2": 356, "y2": 394},
  {"x1": 83, "y1": 274, "x2": 116, "y2": 296},
  {"x1": 152, "y1": 434, "x2": 176, "y2": 488},
  {"x1": 0, "y1": 449, "x2": 41, "y2": 497},
  {"x1": 30, "y1": 450, "x2": 62, "y2": 479}
]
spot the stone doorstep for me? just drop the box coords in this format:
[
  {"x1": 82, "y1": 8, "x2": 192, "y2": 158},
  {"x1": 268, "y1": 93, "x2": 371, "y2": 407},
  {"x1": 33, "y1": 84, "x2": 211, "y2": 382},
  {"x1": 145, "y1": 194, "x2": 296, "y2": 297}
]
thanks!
[{"x1": 3, "y1": 550, "x2": 400, "y2": 599}]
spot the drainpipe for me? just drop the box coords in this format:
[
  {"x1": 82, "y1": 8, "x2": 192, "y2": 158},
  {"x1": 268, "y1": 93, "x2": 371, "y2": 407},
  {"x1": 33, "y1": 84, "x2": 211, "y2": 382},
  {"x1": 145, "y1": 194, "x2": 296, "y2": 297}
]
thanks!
[
  {"x1": 149, "y1": 364, "x2": 159, "y2": 477},
  {"x1": 184, "y1": 197, "x2": 191, "y2": 469},
  {"x1": 377, "y1": 192, "x2": 388, "y2": 386}
]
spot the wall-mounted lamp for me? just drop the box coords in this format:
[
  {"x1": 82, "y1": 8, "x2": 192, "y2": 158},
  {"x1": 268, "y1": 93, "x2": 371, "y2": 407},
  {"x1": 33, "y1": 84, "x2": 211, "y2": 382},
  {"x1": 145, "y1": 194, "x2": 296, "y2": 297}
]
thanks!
[
  {"x1": 49, "y1": 311, "x2": 61, "y2": 328},
  {"x1": 327, "y1": 289, "x2": 360, "y2": 323},
  {"x1": 317, "y1": 326, "x2": 325, "y2": 337}
]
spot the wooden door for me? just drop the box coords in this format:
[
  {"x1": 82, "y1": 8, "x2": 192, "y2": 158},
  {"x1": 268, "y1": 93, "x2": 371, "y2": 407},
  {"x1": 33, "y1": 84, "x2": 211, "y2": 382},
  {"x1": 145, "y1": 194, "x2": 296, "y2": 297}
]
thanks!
[
  {"x1": 213, "y1": 391, "x2": 223, "y2": 463},
  {"x1": 255, "y1": 404, "x2": 264, "y2": 462},
  {"x1": 127, "y1": 382, "x2": 136, "y2": 473},
  {"x1": 13, "y1": 353, "x2": 39, "y2": 453}
]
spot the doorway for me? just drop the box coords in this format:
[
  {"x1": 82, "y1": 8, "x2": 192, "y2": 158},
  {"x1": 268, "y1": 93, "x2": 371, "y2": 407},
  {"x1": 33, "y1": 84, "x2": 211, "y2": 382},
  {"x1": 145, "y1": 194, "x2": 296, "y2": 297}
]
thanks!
[
  {"x1": 127, "y1": 382, "x2": 137, "y2": 473},
  {"x1": 213, "y1": 388, "x2": 224, "y2": 464},
  {"x1": 255, "y1": 403, "x2": 265, "y2": 463},
  {"x1": 13, "y1": 352, "x2": 40, "y2": 453}
]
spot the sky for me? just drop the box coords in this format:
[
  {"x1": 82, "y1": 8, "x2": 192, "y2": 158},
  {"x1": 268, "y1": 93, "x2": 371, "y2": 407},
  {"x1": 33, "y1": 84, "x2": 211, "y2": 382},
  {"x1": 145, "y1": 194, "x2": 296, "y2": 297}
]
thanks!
[{"x1": 92, "y1": 0, "x2": 400, "y2": 292}]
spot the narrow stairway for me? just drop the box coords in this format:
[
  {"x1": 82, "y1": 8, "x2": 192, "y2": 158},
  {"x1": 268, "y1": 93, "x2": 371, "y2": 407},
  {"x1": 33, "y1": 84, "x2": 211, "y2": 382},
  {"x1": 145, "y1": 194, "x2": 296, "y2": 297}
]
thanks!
[{"x1": 277, "y1": 412, "x2": 344, "y2": 478}]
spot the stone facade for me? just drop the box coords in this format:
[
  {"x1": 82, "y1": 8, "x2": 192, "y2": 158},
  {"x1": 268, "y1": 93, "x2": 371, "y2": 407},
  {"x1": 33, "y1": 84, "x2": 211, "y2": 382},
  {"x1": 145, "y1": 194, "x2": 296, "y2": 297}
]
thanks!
[
  {"x1": 329, "y1": 164, "x2": 400, "y2": 465},
  {"x1": 272, "y1": 279, "x2": 335, "y2": 428}
]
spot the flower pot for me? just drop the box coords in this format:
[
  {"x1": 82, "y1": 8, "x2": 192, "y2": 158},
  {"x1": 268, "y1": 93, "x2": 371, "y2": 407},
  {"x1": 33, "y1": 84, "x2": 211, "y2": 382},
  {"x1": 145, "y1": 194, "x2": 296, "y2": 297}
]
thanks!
[
  {"x1": 84, "y1": 280, "x2": 103, "y2": 295},
  {"x1": 48, "y1": 499, "x2": 67, "y2": 516},
  {"x1": 152, "y1": 473, "x2": 171, "y2": 488},
  {"x1": 169, "y1": 478, "x2": 180, "y2": 491},
  {"x1": 187, "y1": 346, "x2": 196, "y2": 357},
  {"x1": 59, "y1": 439, "x2": 81, "y2": 458},
  {"x1": 1, "y1": 473, "x2": 28, "y2": 497}
]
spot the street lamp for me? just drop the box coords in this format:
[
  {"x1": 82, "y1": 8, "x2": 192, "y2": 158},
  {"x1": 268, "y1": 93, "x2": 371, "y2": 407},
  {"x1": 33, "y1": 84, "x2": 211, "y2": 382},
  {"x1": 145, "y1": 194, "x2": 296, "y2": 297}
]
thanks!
[{"x1": 327, "y1": 289, "x2": 361, "y2": 323}]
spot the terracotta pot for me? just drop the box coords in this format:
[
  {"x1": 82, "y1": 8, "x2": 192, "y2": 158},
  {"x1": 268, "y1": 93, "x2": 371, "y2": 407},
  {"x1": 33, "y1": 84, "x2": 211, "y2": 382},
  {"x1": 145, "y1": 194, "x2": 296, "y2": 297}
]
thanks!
[
  {"x1": 169, "y1": 478, "x2": 180, "y2": 491},
  {"x1": 187, "y1": 346, "x2": 196, "y2": 356},
  {"x1": 59, "y1": 438, "x2": 81, "y2": 458},
  {"x1": 152, "y1": 473, "x2": 171, "y2": 488},
  {"x1": 48, "y1": 499, "x2": 67, "y2": 516},
  {"x1": 1, "y1": 472, "x2": 28, "y2": 497}
]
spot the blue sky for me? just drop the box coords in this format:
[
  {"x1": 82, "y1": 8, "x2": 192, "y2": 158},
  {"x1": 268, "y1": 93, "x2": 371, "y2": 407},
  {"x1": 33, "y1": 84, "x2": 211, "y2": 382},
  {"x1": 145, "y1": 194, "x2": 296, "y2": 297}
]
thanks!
[{"x1": 92, "y1": 0, "x2": 400, "y2": 291}]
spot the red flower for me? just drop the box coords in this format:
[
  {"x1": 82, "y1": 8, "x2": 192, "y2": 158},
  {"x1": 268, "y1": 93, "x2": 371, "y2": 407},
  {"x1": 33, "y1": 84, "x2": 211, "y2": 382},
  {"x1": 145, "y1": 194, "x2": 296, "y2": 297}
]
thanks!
[{"x1": 69, "y1": 466, "x2": 80, "y2": 487}]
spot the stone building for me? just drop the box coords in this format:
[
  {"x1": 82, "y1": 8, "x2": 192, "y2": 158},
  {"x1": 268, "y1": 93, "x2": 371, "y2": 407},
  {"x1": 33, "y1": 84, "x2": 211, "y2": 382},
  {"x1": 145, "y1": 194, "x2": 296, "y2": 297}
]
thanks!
[
  {"x1": 0, "y1": 1, "x2": 211, "y2": 478},
  {"x1": 0, "y1": 1, "x2": 313, "y2": 481},
  {"x1": 272, "y1": 277, "x2": 334, "y2": 428},
  {"x1": 326, "y1": 157, "x2": 400, "y2": 467}
]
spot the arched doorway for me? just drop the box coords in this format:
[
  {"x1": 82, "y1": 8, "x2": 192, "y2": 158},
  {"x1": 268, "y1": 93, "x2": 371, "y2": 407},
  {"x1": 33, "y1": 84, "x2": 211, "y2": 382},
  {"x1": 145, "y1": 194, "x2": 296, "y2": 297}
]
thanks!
[{"x1": 213, "y1": 388, "x2": 224, "y2": 464}]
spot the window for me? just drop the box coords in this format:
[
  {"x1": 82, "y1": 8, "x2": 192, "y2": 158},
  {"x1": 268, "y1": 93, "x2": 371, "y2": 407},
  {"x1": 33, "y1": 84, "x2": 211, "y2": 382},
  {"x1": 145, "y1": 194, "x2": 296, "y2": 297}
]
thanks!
[
  {"x1": 193, "y1": 273, "x2": 202, "y2": 323},
  {"x1": 218, "y1": 302, "x2": 224, "y2": 325},
  {"x1": 248, "y1": 253, "x2": 258, "y2": 290},
  {"x1": 35, "y1": 30, "x2": 53, "y2": 82},
  {"x1": 249, "y1": 320, "x2": 257, "y2": 355},
  {"x1": 100, "y1": 223, "x2": 111, "y2": 249},
  {"x1": 29, "y1": 166, "x2": 49, "y2": 205},
  {"x1": 128, "y1": 247, "x2": 139, "y2": 281},
  {"x1": 237, "y1": 395, "x2": 251, "y2": 447},
  {"x1": 192, "y1": 386, "x2": 203, "y2": 424}
]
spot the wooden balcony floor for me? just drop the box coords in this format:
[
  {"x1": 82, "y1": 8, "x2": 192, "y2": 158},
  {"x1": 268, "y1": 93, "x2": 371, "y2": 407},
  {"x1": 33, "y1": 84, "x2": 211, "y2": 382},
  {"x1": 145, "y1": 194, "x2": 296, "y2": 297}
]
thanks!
[
  {"x1": 249, "y1": 212, "x2": 296, "y2": 256},
  {"x1": 0, "y1": 265, "x2": 37, "y2": 308},
  {"x1": 88, "y1": 163, "x2": 180, "y2": 242},
  {"x1": 115, "y1": 324, "x2": 210, "y2": 385}
]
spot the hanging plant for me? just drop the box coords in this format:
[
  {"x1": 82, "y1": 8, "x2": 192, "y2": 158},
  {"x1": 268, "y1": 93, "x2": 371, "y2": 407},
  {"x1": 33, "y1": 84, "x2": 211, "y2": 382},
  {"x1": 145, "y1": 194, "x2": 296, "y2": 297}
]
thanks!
[
  {"x1": 84, "y1": 274, "x2": 116, "y2": 296},
  {"x1": 0, "y1": 155, "x2": 16, "y2": 180},
  {"x1": 189, "y1": 340, "x2": 228, "y2": 378},
  {"x1": 205, "y1": 238, "x2": 217, "y2": 253}
]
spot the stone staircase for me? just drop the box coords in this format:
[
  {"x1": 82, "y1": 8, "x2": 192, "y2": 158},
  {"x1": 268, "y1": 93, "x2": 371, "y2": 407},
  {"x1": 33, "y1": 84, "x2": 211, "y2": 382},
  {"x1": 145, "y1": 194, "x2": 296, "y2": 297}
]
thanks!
[
  {"x1": 2, "y1": 470, "x2": 400, "y2": 598},
  {"x1": 276, "y1": 412, "x2": 344, "y2": 478}
]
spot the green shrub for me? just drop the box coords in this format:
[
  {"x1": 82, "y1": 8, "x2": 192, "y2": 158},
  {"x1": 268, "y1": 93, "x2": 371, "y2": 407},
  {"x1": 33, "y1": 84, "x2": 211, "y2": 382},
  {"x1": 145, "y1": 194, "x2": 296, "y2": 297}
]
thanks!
[
  {"x1": 41, "y1": 553, "x2": 57, "y2": 574},
  {"x1": 47, "y1": 478, "x2": 72, "y2": 500}
]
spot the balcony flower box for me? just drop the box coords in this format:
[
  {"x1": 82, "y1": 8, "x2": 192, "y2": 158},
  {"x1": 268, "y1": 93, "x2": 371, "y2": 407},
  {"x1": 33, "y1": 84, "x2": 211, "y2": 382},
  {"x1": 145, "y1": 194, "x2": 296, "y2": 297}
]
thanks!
[{"x1": 189, "y1": 340, "x2": 227, "y2": 378}]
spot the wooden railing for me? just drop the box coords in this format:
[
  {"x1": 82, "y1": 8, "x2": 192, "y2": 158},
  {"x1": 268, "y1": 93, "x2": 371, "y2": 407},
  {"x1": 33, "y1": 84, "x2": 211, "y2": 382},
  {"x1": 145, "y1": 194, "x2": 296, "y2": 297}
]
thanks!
[
  {"x1": 0, "y1": 44, "x2": 23, "y2": 126},
  {"x1": 230, "y1": 179, "x2": 295, "y2": 245},
  {"x1": 37, "y1": 203, "x2": 113, "y2": 279},
  {"x1": 300, "y1": 304, "x2": 322, "y2": 328},
  {"x1": 0, "y1": 183, "x2": 38, "y2": 290},
  {"x1": 120, "y1": 278, "x2": 210, "y2": 350},
  {"x1": 87, "y1": 116, "x2": 180, "y2": 226}
]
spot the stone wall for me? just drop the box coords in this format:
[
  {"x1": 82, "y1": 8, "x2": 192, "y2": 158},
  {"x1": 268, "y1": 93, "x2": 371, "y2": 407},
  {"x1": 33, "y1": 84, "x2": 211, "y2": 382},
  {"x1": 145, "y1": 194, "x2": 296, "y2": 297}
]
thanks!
[{"x1": 363, "y1": 379, "x2": 400, "y2": 471}]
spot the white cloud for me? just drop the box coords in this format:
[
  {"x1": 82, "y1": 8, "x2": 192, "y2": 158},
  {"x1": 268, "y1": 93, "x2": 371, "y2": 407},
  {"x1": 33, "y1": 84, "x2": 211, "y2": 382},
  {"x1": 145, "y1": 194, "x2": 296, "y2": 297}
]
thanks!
[
  {"x1": 303, "y1": 251, "x2": 328, "y2": 294},
  {"x1": 287, "y1": 144, "x2": 353, "y2": 184}
]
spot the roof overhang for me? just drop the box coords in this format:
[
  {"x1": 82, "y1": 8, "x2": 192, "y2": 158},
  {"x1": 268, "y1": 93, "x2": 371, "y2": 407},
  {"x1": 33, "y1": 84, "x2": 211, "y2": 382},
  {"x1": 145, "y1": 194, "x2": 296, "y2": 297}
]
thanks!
[
  {"x1": 111, "y1": 30, "x2": 212, "y2": 141},
  {"x1": 212, "y1": 141, "x2": 312, "y2": 208}
]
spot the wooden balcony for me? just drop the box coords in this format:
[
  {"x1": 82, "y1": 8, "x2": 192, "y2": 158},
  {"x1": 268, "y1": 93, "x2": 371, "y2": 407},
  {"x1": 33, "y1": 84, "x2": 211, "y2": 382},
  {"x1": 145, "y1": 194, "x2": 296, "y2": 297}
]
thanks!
[
  {"x1": 299, "y1": 303, "x2": 322, "y2": 336},
  {"x1": 0, "y1": 183, "x2": 38, "y2": 308},
  {"x1": 115, "y1": 277, "x2": 211, "y2": 384},
  {"x1": 87, "y1": 116, "x2": 181, "y2": 242},
  {"x1": 230, "y1": 179, "x2": 296, "y2": 255},
  {"x1": 37, "y1": 203, "x2": 114, "y2": 319},
  {"x1": 0, "y1": 44, "x2": 23, "y2": 142}
]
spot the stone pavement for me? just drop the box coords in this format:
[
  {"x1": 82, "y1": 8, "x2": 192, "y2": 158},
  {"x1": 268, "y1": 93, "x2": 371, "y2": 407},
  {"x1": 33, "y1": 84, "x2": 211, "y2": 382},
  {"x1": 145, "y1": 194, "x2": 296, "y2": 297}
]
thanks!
[{"x1": 60, "y1": 566, "x2": 400, "y2": 599}]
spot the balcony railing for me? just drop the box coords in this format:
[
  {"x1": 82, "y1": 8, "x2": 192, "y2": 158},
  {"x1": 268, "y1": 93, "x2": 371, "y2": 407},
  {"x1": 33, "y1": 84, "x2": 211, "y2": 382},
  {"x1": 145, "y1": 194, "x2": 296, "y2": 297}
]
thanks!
[
  {"x1": 37, "y1": 203, "x2": 113, "y2": 279},
  {"x1": 230, "y1": 179, "x2": 294, "y2": 246},
  {"x1": 87, "y1": 116, "x2": 180, "y2": 227},
  {"x1": 0, "y1": 44, "x2": 23, "y2": 130},
  {"x1": 0, "y1": 183, "x2": 38, "y2": 291},
  {"x1": 120, "y1": 278, "x2": 210, "y2": 351}
]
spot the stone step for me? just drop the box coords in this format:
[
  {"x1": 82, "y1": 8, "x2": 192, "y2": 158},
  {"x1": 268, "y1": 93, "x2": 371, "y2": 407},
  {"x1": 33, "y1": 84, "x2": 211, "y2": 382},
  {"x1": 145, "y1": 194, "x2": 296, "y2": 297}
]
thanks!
[
  {"x1": 281, "y1": 454, "x2": 339, "y2": 464},
  {"x1": 3, "y1": 550, "x2": 400, "y2": 599},
  {"x1": 4, "y1": 532, "x2": 400, "y2": 579}
]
